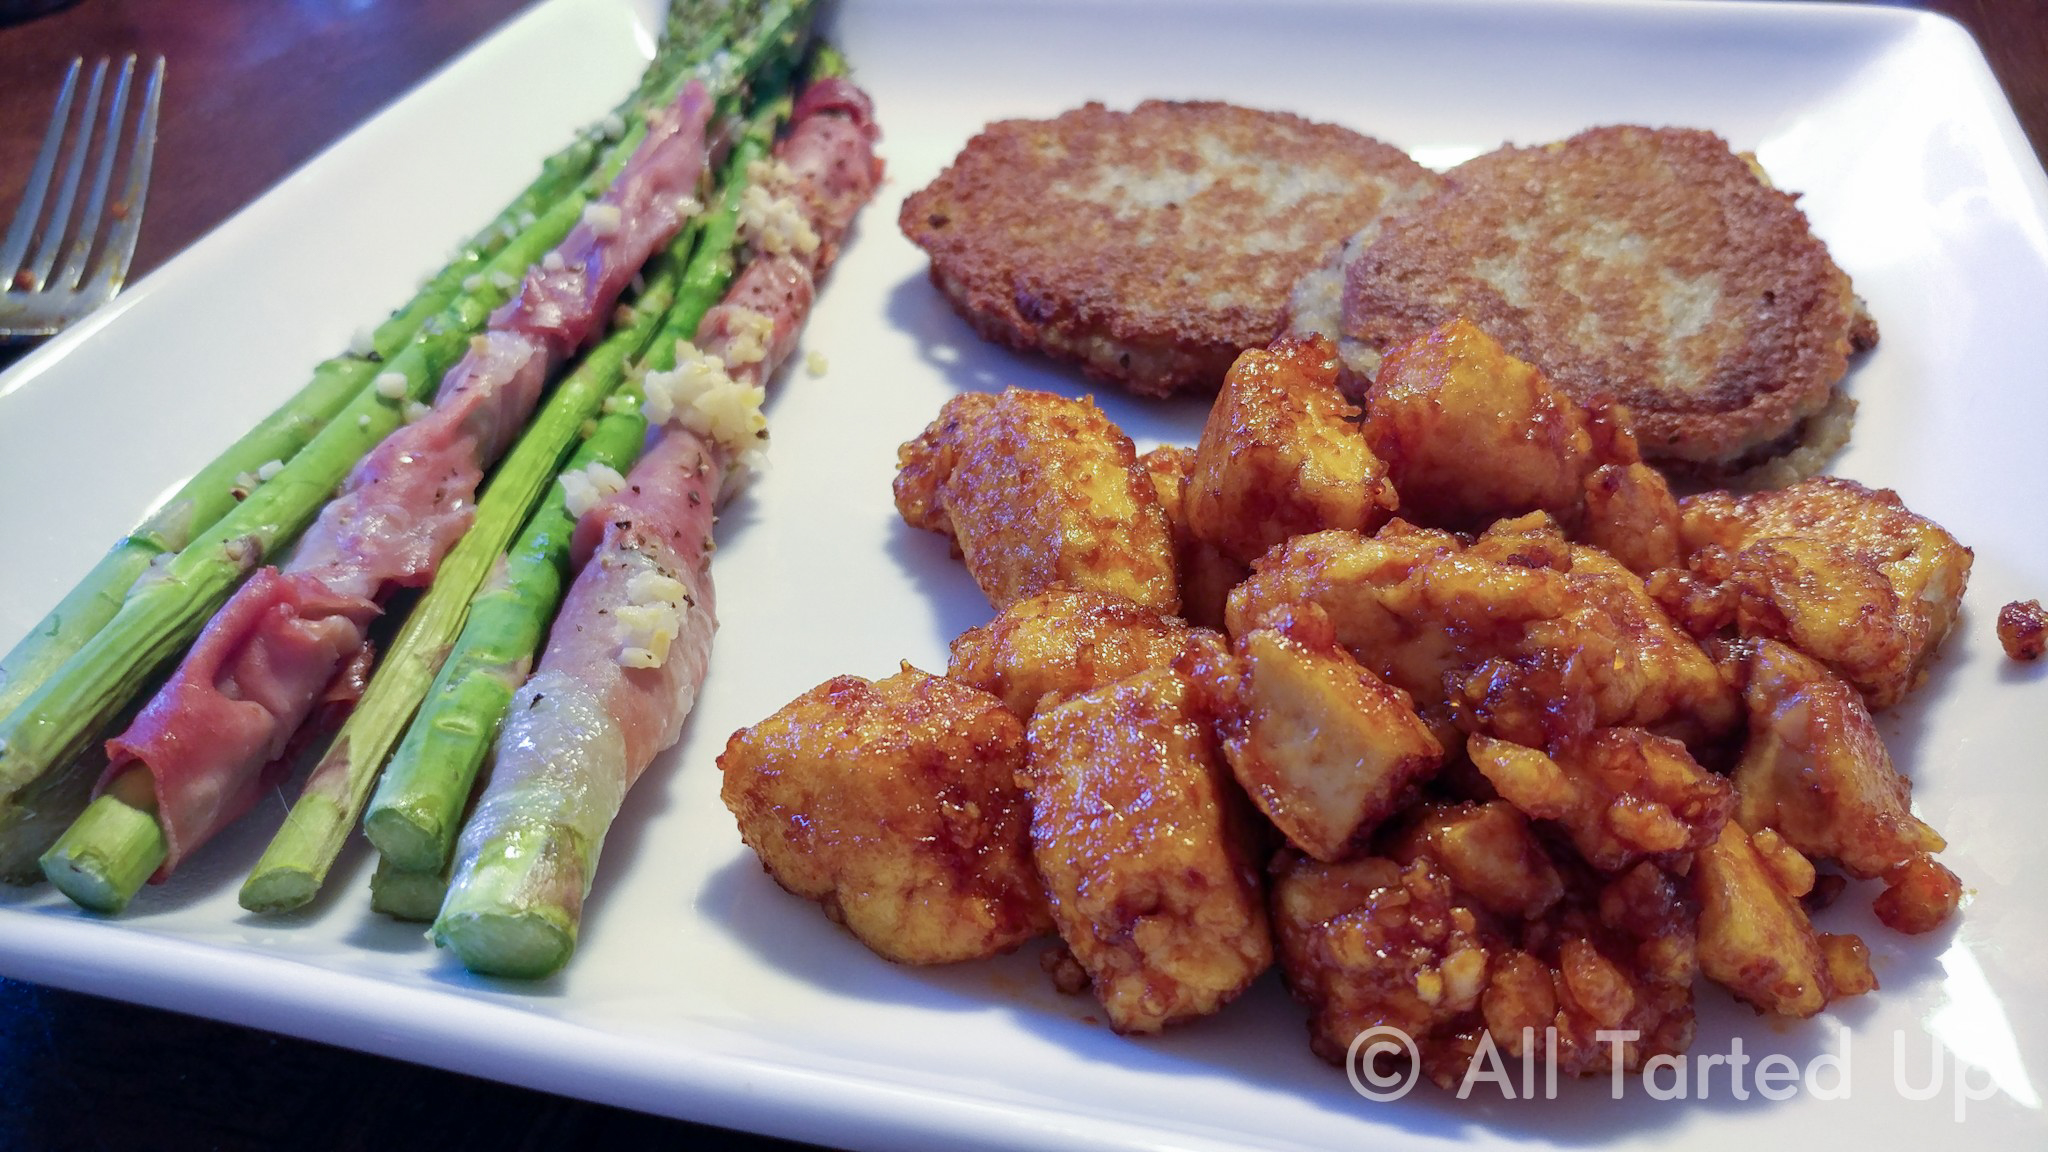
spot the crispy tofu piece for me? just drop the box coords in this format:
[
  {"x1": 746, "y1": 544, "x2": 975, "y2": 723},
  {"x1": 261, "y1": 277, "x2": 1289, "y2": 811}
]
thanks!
[
  {"x1": 1184, "y1": 335, "x2": 1397, "y2": 565},
  {"x1": 1197, "y1": 603, "x2": 1443, "y2": 860},
  {"x1": 947, "y1": 589, "x2": 1199, "y2": 719},
  {"x1": 1024, "y1": 667, "x2": 1272, "y2": 1032},
  {"x1": 1386, "y1": 800, "x2": 1565, "y2": 921},
  {"x1": 1693, "y1": 822, "x2": 1869, "y2": 1017},
  {"x1": 1579, "y1": 462, "x2": 1684, "y2": 576},
  {"x1": 1135, "y1": 444, "x2": 1246, "y2": 631},
  {"x1": 1226, "y1": 524, "x2": 1552, "y2": 709},
  {"x1": 1270, "y1": 853, "x2": 1493, "y2": 1083},
  {"x1": 894, "y1": 388, "x2": 1179, "y2": 614},
  {"x1": 1230, "y1": 523, "x2": 1740, "y2": 754},
  {"x1": 1469, "y1": 729, "x2": 1734, "y2": 874},
  {"x1": 1363, "y1": 318, "x2": 1596, "y2": 531},
  {"x1": 1733, "y1": 639, "x2": 1944, "y2": 878},
  {"x1": 1454, "y1": 539, "x2": 1740, "y2": 751},
  {"x1": 718, "y1": 666, "x2": 1052, "y2": 964},
  {"x1": 1681, "y1": 476, "x2": 1973, "y2": 709},
  {"x1": 1873, "y1": 853, "x2": 1963, "y2": 935},
  {"x1": 1491, "y1": 861, "x2": 1698, "y2": 1076}
]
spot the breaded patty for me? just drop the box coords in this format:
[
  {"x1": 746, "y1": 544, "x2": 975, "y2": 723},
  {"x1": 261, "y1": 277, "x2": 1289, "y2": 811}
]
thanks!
[
  {"x1": 901, "y1": 101, "x2": 1441, "y2": 397},
  {"x1": 1341, "y1": 125, "x2": 1875, "y2": 477}
]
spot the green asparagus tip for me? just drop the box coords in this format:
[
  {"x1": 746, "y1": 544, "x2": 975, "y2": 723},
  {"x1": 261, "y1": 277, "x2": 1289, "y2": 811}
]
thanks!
[
  {"x1": 39, "y1": 794, "x2": 167, "y2": 914},
  {"x1": 435, "y1": 909, "x2": 576, "y2": 980}
]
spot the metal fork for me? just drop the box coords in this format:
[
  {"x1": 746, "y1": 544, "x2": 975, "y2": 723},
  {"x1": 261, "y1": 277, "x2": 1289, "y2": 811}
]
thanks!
[{"x1": 0, "y1": 55, "x2": 165, "y2": 340}]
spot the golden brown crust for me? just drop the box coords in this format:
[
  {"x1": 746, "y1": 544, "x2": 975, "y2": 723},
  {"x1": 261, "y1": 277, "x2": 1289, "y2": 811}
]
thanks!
[
  {"x1": 1193, "y1": 603, "x2": 1443, "y2": 861},
  {"x1": 1999, "y1": 599, "x2": 2048, "y2": 661},
  {"x1": 894, "y1": 388, "x2": 1179, "y2": 614},
  {"x1": 717, "y1": 666, "x2": 1053, "y2": 964},
  {"x1": 1186, "y1": 335, "x2": 1397, "y2": 564},
  {"x1": 1679, "y1": 476, "x2": 1973, "y2": 709},
  {"x1": 1136, "y1": 444, "x2": 1247, "y2": 631},
  {"x1": 1024, "y1": 666, "x2": 1273, "y2": 1033},
  {"x1": 902, "y1": 101, "x2": 1441, "y2": 397},
  {"x1": 947, "y1": 589, "x2": 1199, "y2": 719},
  {"x1": 1731, "y1": 639, "x2": 1945, "y2": 879},
  {"x1": 1342, "y1": 126, "x2": 1867, "y2": 469}
]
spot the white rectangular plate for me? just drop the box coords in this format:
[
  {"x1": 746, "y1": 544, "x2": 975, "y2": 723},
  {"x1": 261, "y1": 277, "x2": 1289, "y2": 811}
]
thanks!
[{"x1": 4, "y1": 1, "x2": 2048, "y2": 1148}]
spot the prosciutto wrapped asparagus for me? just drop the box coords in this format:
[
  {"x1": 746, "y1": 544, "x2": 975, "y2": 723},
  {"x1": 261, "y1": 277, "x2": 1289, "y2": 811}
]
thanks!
[
  {"x1": 434, "y1": 75, "x2": 884, "y2": 978},
  {"x1": 41, "y1": 81, "x2": 719, "y2": 912}
]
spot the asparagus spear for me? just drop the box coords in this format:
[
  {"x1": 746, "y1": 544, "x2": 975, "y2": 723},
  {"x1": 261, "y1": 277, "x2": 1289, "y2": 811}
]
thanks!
[
  {"x1": 363, "y1": 99, "x2": 782, "y2": 877},
  {"x1": 235, "y1": 10, "x2": 815, "y2": 914},
  {"x1": 233, "y1": 262, "x2": 683, "y2": 914},
  {"x1": 0, "y1": 0, "x2": 746, "y2": 727},
  {"x1": 369, "y1": 851, "x2": 451, "y2": 922},
  {"x1": 435, "y1": 53, "x2": 878, "y2": 977},
  {"x1": 0, "y1": 2, "x2": 793, "y2": 863}
]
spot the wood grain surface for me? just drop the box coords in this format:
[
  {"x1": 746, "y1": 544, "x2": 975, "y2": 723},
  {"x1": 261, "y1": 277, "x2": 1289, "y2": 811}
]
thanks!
[{"x1": 0, "y1": 0, "x2": 2040, "y2": 1148}]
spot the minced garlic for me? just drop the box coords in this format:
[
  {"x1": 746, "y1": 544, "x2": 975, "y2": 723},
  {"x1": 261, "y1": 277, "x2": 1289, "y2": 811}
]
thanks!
[
  {"x1": 738, "y1": 183, "x2": 819, "y2": 259},
  {"x1": 720, "y1": 307, "x2": 776, "y2": 368},
  {"x1": 640, "y1": 339, "x2": 768, "y2": 463},
  {"x1": 559, "y1": 461, "x2": 628, "y2": 518},
  {"x1": 614, "y1": 558, "x2": 688, "y2": 669}
]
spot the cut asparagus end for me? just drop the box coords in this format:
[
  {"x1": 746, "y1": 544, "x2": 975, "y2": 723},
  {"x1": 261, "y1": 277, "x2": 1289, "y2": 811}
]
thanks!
[
  {"x1": 434, "y1": 820, "x2": 590, "y2": 979},
  {"x1": 363, "y1": 804, "x2": 449, "y2": 877},
  {"x1": 0, "y1": 759, "x2": 100, "y2": 884},
  {"x1": 238, "y1": 788, "x2": 353, "y2": 914},
  {"x1": 436, "y1": 909, "x2": 576, "y2": 980},
  {"x1": 369, "y1": 856, "x2": 450, "y2": 923},
  {"x1": 39, "y1": 794, "x2": 167, "y2": 914}
]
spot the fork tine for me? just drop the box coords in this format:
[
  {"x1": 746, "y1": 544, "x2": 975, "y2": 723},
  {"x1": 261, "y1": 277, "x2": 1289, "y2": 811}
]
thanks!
[
  {"x1": 22, "y1": 58, "x2": 108, "y2": 293},
  {"x1": 0, "y1": 58, "x2": 83, "y2": 287},
  {"x1": 86, "y1": 56, "x2": 163, "y2": 302},
  {"x1": 55, "y1": 56, "x2": 136, "y2": 294}
]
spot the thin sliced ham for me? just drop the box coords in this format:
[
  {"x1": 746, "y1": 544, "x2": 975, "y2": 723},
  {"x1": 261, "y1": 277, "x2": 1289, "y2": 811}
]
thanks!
[
  {"x1": 446, "y1": 76, "x2": 885, "y2": 913},
  {"x1": 103, "y1": 82, "x2": 715, "y2": 878}
]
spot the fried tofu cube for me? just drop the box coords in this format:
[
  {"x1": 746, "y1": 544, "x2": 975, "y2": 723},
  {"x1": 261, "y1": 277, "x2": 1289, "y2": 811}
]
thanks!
[
  {"x1": 1386, "y1": 800, "x2": 1565, "y2": 921},
  {"x1": 1504, "y1": 861, "x2": 1700, "y2": 1075},
  {"x1": 894, "y1": 388, "x2": 1179, "y2": 614},
  {"x1": 947, "y1": 589, "x2": 1199, "y2": 719},
  {"x1": 1873, "y1": 853, "x2": 1963, "y2": 935},
  {"x1": 1270, "y1": 853, "x2": 1492, "y2": 1081},
  {"x1": 1024, "y1": 667, "x2": 1272, "y2": 1033},
  {"x1": 1469, "y1": 728, "x2": 1734, "y2": 873},
  {"x1": 1364, "y1": 318, "x2": 1596, "y2": 531},
  {"x1": 1579, "y1": 461, "x2": 1684, "y2": 576},
  {"x1": 1681, "y1": 476, "x2": 1973, "y2": 709},
  {"x1": 1183, "y1": 335, "x2": 1396, "y2": 565},
  {"x1": 718, "y1": 665, "x2": 1052, "y2": 965},
  {"x1": 1135, "y1": 444, "x2": 1246, "y2": 630},
  {"x1": 1226, "y1": 524, "x2": 1549, "y2": 706},
  {"x1": 1693, "y1": 822, "x2": 1866, "y2": 1017},
  {"x1": 1197, "y1": 604, "x2": 1442, "y2": 860},
  {"x1": 1733, "y1": 639, "x2": 1945, "y2": 878}
]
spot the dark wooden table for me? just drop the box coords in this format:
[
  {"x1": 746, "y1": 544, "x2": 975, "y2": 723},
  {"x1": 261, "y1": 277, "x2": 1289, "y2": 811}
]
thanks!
[{"x1": 0, "y1": 1, "x2": 2041, "y2": 1149}]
